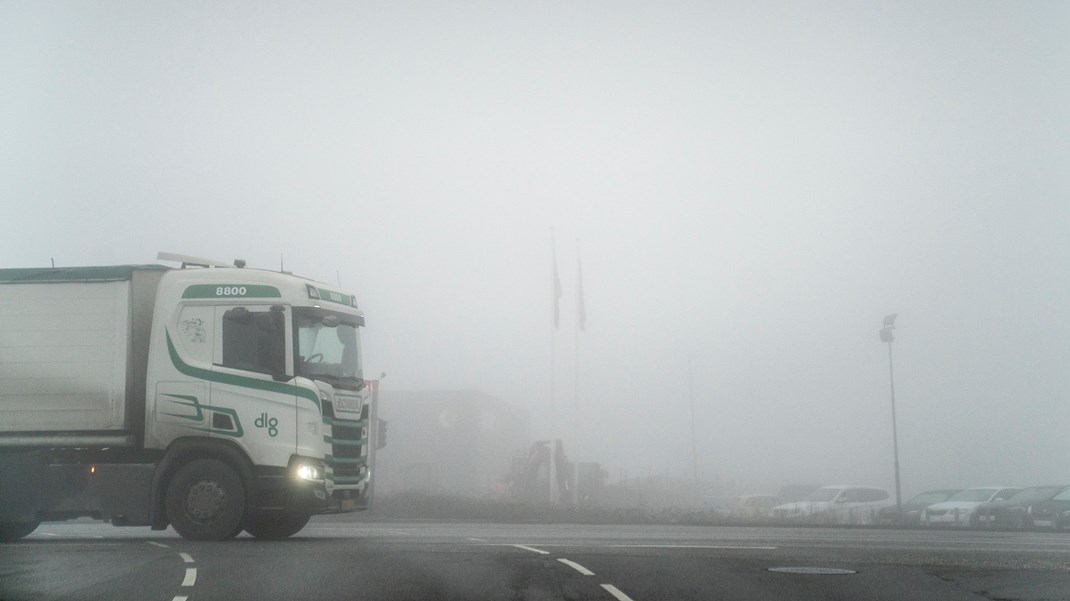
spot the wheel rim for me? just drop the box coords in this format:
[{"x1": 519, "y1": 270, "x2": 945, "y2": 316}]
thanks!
[{"x1": 185, "y1": 479, "x2": 227, "y2": 522}]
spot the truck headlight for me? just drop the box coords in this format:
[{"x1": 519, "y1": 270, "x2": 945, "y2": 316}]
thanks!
[{"x1": 294, "y1": 462, "x2": 324, "y2": 482}]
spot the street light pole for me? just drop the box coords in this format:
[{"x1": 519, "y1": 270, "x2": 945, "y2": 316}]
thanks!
[{"x1": 879, "y1": 314, "x2": 902, "y2": 513}]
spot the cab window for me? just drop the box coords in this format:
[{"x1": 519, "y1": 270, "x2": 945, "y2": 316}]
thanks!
[{"x1": 220, "y1": 306, "x2": 285, "y2": 375}]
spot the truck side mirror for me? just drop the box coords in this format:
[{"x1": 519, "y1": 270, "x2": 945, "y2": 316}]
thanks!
[{"x1": 376, "y1": 419, "x2": 388, "y2": 450}]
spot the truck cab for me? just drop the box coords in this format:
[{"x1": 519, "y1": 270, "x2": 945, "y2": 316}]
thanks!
[{"x1": 145, "y1": 263, "x2": 371, "y2": 539}]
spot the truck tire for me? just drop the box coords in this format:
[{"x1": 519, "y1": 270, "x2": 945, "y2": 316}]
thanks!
[
  {"x1": 165, "y1": 459, "x2": 246, "y2": 541},
  {"x1": 0, "y1": 520, "x2": 40, "y2": 542},
  {"x1": 243, "y1": 512, "x2": 311, "y2": 540}
]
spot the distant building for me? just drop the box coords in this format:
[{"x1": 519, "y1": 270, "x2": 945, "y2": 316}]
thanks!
[{"x1": 376, "y1": 390, "x2": 530, "y2": 497}]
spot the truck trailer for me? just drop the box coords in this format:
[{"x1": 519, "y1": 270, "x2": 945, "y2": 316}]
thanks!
[{"x1": 0, "y1": 253, "x2": 377, "y2": 541}]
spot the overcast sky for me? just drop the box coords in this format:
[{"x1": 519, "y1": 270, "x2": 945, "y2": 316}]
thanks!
[{"x1": 3, "y1": 1, "x2": 1068, "y2": 495}]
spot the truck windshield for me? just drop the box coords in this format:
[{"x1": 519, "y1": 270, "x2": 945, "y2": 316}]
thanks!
[{"x1": 293, "y1": 308, "x2": 363, "y2": 390}]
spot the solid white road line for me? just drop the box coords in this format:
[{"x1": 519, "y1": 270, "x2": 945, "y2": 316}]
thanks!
[
  {"x1": 511, "y1": 544, "x2": 550, "y2": 555},
  {"x1": 601, "y1": 584, "x2": 636, "y2": 601},
  {"x1": 557, "y1": 558, "x2": 595, "y2": 576},
  {"x1": 179, "y1": 552, "x2": 194, "y2": 563},
  {"x1": 182, "y1": 568, "x2": 197, "y2": 587},
  {"x1": 607, "y1": 544, "x2": 777, "y2": 550},
  {"x1": 468, "y1": 537, "x2": 488, "y2": 542}
]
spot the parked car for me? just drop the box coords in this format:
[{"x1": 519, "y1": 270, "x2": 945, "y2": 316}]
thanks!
[
  {"x1": 920, "y1": 487, "x2": 1019, "y2": 527},
  {"x1": 734, "y1": 494, "x2": 781, "y2": 520},
  {"x1": 1027, "y1": 487, "x2": 1070, "y2": 530},
  {"x1": 877, "y1": 489, "x2": 961, "y2": 527},
  {"x1": 776, "y1": 483, "x2": 822, "y2": 503},
  {"x1": 975, "y1": 485, "x2": 1067, "y2": 530},
  {"x1": 772, "y1": 485, "x2": 893, "y2": 525}
]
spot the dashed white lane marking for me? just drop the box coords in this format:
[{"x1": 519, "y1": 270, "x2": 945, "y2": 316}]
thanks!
[
  {"x1": 147, "y1": 542, "x2": 170, "y2": 549},
  {"x1": 172, "y1": 597, "x2": 188, "y2": 601},
  {"x1": 557, "y1": 558, "x2": 595, "y2": 576},
  {"x1": 468, "y1": 537, "x2": 488, "y2": 542},
  {"x1": 179, "y1": 552, "x2": 194, "y2": 563},
  {"x1": 511, "y1": 544, "x2": 550, "y2": 555},
  {"x1": 601, "y1": 584, "x2": 636, "y2": 601},
  {"x1": 181, "y1": 568, "x2": 197, "y2": 587},
  {"x1": 607, "y1": 544, "x2": 777, "y2": 550}
]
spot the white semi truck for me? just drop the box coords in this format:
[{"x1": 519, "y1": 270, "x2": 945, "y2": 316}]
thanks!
[{"x1": 0, "y1": 253, "x2": 379, "y2": 541}]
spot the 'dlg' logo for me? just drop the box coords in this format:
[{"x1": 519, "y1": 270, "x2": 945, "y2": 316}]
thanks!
[{"x1": 255, "y1": 413, "x2": 279, "y2": 437}]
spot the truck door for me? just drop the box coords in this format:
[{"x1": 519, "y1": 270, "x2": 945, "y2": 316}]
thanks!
[
  {"x1": 211, "y1": 305, "x2": 296, "y2": 468},
  {"x1": 153, "y1": 305, "x2": 214, "y2": 446}
]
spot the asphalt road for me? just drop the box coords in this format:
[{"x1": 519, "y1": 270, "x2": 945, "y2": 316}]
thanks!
[{"x1": 3, "y1": 518, "x2": 1070, "y2": 601}]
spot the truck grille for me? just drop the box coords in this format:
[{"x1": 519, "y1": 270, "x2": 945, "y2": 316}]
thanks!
[{"x1": 322, "y1": 400, "x2": 368, "y2": 487}]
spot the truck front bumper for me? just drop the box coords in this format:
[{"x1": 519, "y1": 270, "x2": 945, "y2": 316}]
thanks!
[{"x1": 253, "y1": 466, "x2": 367, "y2": 515}]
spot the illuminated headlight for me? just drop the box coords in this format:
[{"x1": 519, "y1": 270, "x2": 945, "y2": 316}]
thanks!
[{"x1": 295, "y1": 463, "x2": 324, "y2": 482}]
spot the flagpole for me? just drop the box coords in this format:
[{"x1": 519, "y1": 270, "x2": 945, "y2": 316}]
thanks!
[
  {"x1": 550, "y1": 228, "x2": 560, "y2": 504},
  {"x1": 573, "y1": 238, "x2": 584, "y2": 505},
  {"x1": 575, "y1": 239, "x2": 581, "y2": 414}
]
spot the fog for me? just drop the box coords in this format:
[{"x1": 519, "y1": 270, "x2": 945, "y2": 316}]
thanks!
[{"x1": 3, "y1": 1, "x2": 1068, "y2": 497}]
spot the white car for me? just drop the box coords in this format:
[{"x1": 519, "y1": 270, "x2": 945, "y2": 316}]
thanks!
[
  {"x1": 920, "y1": 487, "x2": 1019, "y2": 527},
  {"x1": 772, "y1": 485, "x2": 893, "y2": 525}
]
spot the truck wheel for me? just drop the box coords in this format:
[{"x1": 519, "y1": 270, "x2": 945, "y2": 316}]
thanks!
[
  {"x1": 0, "y1": 520, "x2": 40, "y2": 542},
  {"x1": 243, "y1": 512, "x2": 311, "y2": 540},
  {"x1": 165, "y1": 459, "x2": 246, "y2": 541}
]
